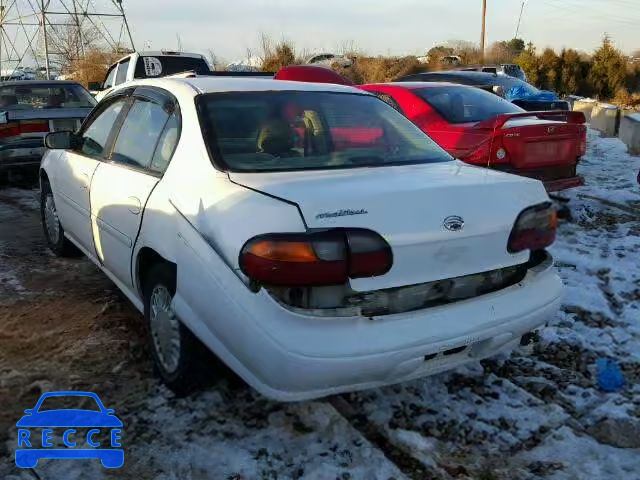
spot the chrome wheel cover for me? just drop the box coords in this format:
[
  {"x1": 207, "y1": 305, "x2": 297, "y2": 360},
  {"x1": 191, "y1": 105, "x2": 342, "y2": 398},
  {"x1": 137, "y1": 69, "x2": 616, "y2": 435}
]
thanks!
[
  {"x1": 149, "y1": 285, "x2": 181, "y2": 374},
  {"x1": 44, "y1": 194, "x2": 60, "y2": 244}
]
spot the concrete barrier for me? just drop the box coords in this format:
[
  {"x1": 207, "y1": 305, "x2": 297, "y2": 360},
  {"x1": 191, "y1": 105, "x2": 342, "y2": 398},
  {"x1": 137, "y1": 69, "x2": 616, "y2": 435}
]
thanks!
[
  {"x1": 619, "y1": 113, "x2": 640, "y2": 155},
  {"x1": 572, "y1": 98, "x2": 597, "y2": 122},
  {"x1": 566, "y1": 95, "x2": 584, "y2": 110},
  {"x1": 590, "y1": 102, "x2": 620, "y2": 137}
]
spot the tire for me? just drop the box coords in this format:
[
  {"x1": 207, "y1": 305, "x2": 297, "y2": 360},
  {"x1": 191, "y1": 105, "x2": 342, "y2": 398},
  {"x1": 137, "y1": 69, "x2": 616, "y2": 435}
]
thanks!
[
  {"x1": 143, "y1": 262, "x2": 211, "y2": 396},
  {"x1": 40, "y1": 181, "x2": 80, "y2": 257}
]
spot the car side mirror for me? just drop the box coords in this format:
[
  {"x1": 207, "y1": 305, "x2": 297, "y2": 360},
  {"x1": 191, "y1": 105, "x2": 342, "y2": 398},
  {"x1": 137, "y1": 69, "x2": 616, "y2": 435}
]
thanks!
[
  {"x1": 45, "y1": 131, "x2": 75, "y2": 150},
  {"x1": 24, "y1": 409, "x2": 33, "y2": 414},
  {"x1": 88, "y1": 81, "x2": 103, "y2": 91},
  {"x1": 105, "y1": 409, "x2": 115, "y2": 414}
]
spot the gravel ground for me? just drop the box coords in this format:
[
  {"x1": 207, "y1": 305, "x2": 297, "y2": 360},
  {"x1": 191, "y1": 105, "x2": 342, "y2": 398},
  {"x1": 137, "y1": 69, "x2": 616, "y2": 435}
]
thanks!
[{"x1": 0, "y1": 130, "x2": 639, "y2": 479}]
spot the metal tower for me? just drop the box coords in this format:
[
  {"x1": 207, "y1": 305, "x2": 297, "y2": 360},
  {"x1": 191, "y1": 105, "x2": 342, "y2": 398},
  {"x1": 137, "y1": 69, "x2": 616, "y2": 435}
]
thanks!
[{"x1": 0, "y1": 0, "x2": 135, "y2": 79}]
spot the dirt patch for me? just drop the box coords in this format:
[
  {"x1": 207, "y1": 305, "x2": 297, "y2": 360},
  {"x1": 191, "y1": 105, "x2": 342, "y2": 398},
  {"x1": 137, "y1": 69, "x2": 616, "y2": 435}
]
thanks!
[{"x1": 0, "y1": 188, "x2": 153, "y2": 464}]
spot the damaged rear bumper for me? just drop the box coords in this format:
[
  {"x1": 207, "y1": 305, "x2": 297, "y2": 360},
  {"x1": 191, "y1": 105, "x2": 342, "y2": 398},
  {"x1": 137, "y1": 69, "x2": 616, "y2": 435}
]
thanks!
[{"x1": 173, "y1": 224, "x2": 563, "y2": 401}]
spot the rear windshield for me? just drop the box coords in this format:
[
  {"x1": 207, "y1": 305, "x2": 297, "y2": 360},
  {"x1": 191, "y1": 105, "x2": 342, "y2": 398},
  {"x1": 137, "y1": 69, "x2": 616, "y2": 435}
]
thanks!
[
  {"x1": 197, "y1": 91, "x2": 453, "y2": 172},
  {"x1": 0, "y1": 84, "x2": 96, "y2": 110},
  {"x1": 414, "y1": 86, "x2": 522, "y2": 124},
  {"x1": 134, "y1": 56, "x2": 210, "y2": 78}
]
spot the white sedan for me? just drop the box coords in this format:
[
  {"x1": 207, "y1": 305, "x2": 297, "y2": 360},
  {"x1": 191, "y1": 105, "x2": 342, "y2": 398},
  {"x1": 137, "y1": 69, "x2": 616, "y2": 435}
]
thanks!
[{"x1": 40, "y1": 77, "x2": 562, "y2": 401}]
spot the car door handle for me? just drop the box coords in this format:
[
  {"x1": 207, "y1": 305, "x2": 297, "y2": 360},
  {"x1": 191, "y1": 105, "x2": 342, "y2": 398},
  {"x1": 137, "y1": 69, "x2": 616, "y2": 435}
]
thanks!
[
  {"x1": 128, "y1": 196, "x2": 142, "y2": 215},
  {"x1": 80, "y1": 173, "x2": 90, "y2": 190}
]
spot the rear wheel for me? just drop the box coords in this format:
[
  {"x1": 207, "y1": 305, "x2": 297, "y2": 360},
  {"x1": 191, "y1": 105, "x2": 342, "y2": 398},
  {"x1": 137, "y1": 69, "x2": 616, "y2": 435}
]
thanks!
[
  {"x1": 143, "y1": 263, "x2": 212, "y2": 396},
  {"x1": 40, "y1": 181, "x2": 79, "y2": 257}
]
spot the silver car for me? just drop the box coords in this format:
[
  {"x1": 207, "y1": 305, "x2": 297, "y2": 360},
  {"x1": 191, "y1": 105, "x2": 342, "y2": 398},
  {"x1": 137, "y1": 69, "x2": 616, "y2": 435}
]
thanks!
[{"x1": 0, "y1": 80, "x2": 96, "y2": 181}]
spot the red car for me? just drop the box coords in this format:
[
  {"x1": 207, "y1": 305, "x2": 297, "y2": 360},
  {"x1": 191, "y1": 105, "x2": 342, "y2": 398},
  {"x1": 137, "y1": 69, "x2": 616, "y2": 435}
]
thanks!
[{"x1": 359, "y1": 83, "x2": 587, "y2": 192}]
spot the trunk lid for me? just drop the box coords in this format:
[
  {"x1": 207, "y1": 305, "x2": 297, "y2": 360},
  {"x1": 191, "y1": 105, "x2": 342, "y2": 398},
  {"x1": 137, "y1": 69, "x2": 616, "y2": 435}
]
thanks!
[
  {"x1": 475, "y1": 111, "x2": 586, "y2": 170},
  {"x1": 229, "y1": 162, "x2": 548, "y2": 291}
]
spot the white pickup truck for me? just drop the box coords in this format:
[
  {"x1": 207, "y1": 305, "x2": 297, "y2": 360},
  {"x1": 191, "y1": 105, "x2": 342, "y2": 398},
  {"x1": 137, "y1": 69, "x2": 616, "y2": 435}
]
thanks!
[
  {"x1": 91, "y1": 51, "x2": 212, "y2": 101},
  {"x1": 91, "y1": 51, "x2": 273, "y2": 100}
]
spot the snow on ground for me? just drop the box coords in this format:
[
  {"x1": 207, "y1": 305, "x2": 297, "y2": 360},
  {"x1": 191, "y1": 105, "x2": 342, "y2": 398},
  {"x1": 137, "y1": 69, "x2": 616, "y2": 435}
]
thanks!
[
  {"x1": 126, "y1": 387, "x2": 406, "y2": 480},
  {"x1": 1, "y1": 131, "x2": 639, "y2": 479}
]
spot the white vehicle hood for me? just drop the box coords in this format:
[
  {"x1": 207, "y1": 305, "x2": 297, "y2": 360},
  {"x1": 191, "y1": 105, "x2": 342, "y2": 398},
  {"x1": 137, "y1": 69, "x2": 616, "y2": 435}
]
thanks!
[{"x1": 229, "y1": 161, "x2": 549, "y2": 291}]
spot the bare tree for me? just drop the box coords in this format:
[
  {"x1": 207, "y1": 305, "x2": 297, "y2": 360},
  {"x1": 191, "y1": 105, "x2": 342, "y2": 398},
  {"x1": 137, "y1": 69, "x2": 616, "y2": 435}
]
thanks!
[
  {"x1": 207, "y1": 49, "x2": 224, "y2": 71},
  {"x1": 44, "y1": 21, "x2": 102, "y2": 73},
  {"x1": 337, "y1": 39, "x2": 360, "y2": 58}
]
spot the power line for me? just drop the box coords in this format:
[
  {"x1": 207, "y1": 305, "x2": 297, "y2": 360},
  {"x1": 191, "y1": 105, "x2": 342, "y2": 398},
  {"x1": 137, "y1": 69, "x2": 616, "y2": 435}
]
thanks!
[
  {"x1": 515, "y1": 0, "x2": 527, "y2": 39},
  {"x1": 538, "y1": 0, "x2": 640, "y2": 26}
]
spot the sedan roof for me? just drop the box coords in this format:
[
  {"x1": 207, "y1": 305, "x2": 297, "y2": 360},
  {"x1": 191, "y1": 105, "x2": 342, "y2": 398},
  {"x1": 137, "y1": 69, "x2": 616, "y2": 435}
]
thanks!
[{"x1": 177, "y1": 76, "x2": 365, "y2": 95}]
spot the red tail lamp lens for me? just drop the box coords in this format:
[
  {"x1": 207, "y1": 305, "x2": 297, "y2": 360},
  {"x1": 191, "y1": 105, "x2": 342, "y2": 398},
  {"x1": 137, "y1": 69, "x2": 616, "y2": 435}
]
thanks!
[
  {"x1": 508, "y1": 203, "x2": 558, "y2": 253},
  {"x1": 0, "y1": 120, "x2": 49, "y2": 138},
  {"x1": 239, "y1": 229, "x2": 392, "y2": 286}
]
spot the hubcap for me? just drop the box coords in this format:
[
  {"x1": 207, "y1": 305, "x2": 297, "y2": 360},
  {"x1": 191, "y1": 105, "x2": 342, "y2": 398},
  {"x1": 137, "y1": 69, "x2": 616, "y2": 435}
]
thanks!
[
  {"x1": 44, "y1": 194, "x2": 60, "y2": 244},
  {"x1": 149, "y1": 285, "x2": 181, "y2": 374}
]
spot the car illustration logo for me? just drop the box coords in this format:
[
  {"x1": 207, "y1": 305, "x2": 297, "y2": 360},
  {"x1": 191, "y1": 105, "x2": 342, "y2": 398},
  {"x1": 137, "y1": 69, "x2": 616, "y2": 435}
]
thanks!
[
  {"x1": 547, "y1": 126, "x2": 556, "y2": 134},
  {"x1": 443, "y1": 216, "x2": 464, "y2": 232},
  {"x1": 15, "y1": 391, "x2": 123, "y2": 469}
]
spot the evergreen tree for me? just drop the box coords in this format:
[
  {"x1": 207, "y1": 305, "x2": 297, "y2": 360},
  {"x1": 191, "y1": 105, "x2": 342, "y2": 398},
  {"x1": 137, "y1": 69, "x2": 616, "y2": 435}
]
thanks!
[
  {"x1": 588, "y1": 35, "x2": 627, "y2": 99},
  {"x1": 516, "y1": 42, "x2": 540, "y2": 86}
]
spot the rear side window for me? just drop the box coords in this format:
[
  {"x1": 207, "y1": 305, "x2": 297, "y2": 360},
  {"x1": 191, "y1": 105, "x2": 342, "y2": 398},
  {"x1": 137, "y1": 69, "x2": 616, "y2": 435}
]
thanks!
[
  {"x1": 371, "y1": 92, "x2": 402, "y2": 113},
  {"x1": 115, "y1": 59, "x2": 130, "y2": 85},
  {"x1": 414, "y1": 86, "x2": 522, "y2": 124},
  {"x1": 79, "y1": 99, "x2": 126, "y2": 157},
  {"x1": 111, "y1": 99, "x2": 170, "y2": 169},
  {"x1": 150, "y1": 114, "x2": 179, "y2": 174}
]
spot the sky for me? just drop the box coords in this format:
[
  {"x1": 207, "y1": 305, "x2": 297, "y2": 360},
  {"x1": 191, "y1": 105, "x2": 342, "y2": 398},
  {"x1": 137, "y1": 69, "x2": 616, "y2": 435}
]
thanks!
[{"x1": 123, "y1": 0, "x2": 640, "y2": 62}]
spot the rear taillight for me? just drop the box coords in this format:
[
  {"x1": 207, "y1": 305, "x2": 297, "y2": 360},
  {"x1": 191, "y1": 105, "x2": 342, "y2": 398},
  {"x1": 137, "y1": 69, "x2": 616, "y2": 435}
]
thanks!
[
  {"x1": 0, "y1": 120, "x2": 49, "y2": 138},
  {"x1": 507, "y1": 203, "x2": 558, "y2": 254},
  {"x1": 239, "y1": 229, "x2": 392, "y2": 286},
  {"x1": 578, "y1": 128, "x2": 587, "y2": 156},
  {"x1": 463, "y1": 138, "x2": 508, "y2": 165}
]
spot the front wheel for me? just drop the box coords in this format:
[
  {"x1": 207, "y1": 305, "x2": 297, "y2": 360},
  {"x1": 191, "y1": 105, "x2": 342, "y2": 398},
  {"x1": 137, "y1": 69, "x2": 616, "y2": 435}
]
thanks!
[
  {"x1": 143, "y1": 263, "x2": 211, "y2": 396},
  {"x1": 40, "y1": 181, "x2": 79, "y2": 257}
]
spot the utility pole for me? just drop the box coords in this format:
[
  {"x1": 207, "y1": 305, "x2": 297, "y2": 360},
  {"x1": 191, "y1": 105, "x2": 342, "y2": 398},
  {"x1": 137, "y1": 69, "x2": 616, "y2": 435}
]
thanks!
[
  {"x1": 515, "y1": 0, "x2": 526, "y2": 39},
  {"x1": 480, "y1": 0, "x2": 487, "y2": 63}
]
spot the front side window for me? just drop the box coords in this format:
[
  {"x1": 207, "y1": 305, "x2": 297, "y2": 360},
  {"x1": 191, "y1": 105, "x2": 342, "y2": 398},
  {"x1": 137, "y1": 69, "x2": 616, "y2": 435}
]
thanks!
[
  {"x1": 415, "y1": 86, "x2": 522, "y2": 124},
  {"x1": 198, "y1": 91, "x2": 452, "y2": 172},
  {"x1": 111, "y1": 98, "x2": 170, "y2": 169},
  {"x1": 115, "y1": 59, "x2": 130, "y2": 85},
  {"x1": 0, "y1": 84, "x2": 96, "y2": 110},
  {"x1": 79, "y1": 99, "x2": 126, "y2": 157},
  {"x1": 103, "y1": 66, "x2": 117, "y2": 89}
]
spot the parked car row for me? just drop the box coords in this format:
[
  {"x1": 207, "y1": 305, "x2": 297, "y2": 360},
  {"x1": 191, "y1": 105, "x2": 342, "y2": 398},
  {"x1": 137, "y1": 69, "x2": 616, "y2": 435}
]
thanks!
[
  {"x1": 277, "y1": 65, "x2": 587, "y2": 192},
  {"x1": 35, "y1": 70, "x2": 563, "y2": 400},
  {"x1": 0, "y1": 53, "x2": 585, "y2": 400}
]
